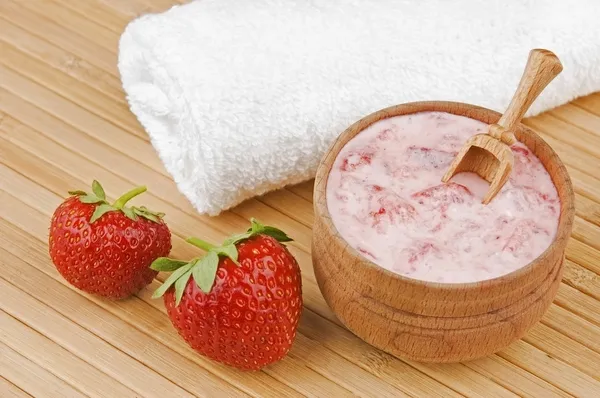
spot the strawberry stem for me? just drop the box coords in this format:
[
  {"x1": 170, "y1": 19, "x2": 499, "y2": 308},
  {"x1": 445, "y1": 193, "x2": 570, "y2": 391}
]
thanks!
[
  {"x1": 112, "y1": 186, "x2": 147, "y2": 209},
  {"x1": 186, "y1": 237, "x2": 216, "y2": 252}
]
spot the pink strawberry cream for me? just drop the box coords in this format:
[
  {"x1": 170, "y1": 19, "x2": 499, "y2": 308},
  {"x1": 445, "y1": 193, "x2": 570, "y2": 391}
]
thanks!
[{"x1": 326, "y1": 112, "x2": 560, "y2": 283}]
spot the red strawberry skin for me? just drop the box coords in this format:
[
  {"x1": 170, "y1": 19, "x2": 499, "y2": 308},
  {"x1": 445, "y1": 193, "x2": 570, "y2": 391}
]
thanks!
[
  {"x1": 164, "y1": 235, "x2": 302, "y2": 371},
  {"x1": 49, "y1": 197, "x2": 171, "y2": 299}
]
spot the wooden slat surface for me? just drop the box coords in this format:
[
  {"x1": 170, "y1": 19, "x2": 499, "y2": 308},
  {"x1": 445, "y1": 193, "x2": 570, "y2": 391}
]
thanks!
[{"x1": 1, "y1": 1, "x2": 600, "y2": 397}]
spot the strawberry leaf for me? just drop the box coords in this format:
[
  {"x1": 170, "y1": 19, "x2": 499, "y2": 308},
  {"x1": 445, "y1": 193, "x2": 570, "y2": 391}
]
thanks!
[
  {"x1": 259, "y1": 226, "x2": 293, "y2": 242},
  {"x1": 210, "y1": 244, "x2": 239, "y2": 266},
  {"x1": 175, "y1": 268, "x2": 193, "y2": 306},
  {"x1": 151, "y1": 258, "x2": 189, "y2": 272},
  {"x1": 192, "y1": 251, "x2": 219, "y2": 293},
  {"x1": 213, "y1": 243, "x2": 239, "y2": 264},
  {"x1": 132, "y1": 206, "x2": 163, "y2": 223},
  {"x1": 249, "y1": 218, "x2": 293, "y2": 242},
  {"x1": 122, "y1": 207, "x2": 138, "y2": 221},
  {"x1": 220, "y1": 219, "x2": 293, "y2": 247},
  {"x1": 70, "y1": 182, "x2": 166, "y2": 224},
  {"x1": 138, "y1": 206, "x2": 163, "y2": 217},
  {"x1": 152, "y1": 262, "x2": 194, "y2": 299},
  {"x1": 138, "y1": 212, "x2": 159, "y2": 223},
  {"x1": 90, "y1": 204, "x2": 116, "y2": 223},
  {"x1": 222, "y1": 232, "x2": 252, "y2": 246},
  {"x1": 92, "y1": 180, "x2": 106, "y2": 200},
  {"x1": 79, "y1": 194, "x2": 105, "y2": 204},
  {"x1": 249, "y1": 218, "x2": 264, "y2": 233}
]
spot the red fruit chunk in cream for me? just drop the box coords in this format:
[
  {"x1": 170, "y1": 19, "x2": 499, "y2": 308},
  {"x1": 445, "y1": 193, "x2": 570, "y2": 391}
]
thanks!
[{"x1": 326, "y1": 112, "x2": 560, "y2": 283}]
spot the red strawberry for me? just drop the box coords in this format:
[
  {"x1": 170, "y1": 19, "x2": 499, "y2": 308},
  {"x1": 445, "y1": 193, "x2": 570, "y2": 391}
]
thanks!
[
  {"x1": 503, "y1": 220, "x2": 549, "y2": 253},
  {"x1": 376, "y1": 128, "x2": 394, "y2": 141},
  {"x1": 405, "y1": 241, "x2": 442, "y2": 264},
  {"x1": 394, "y1": 241, "x2": 444, "y2": 275},
  {"x1": 366, "y1": 190, "x2": 417, "y2": 233},
  {"x1": 411, "y1": 182, "x2": 473, "y2": 206},
  {"x1": 512, "y1": 146, "x2": 535, "y2": 172},
  {"x1": 151, "y1": 219, "x2": 302, "y2": 371},
  {"x1": 49, "y1": 181, "x2": 171, "y2": 299},
  {"x1": 340, "y1": 149, "x2": 375, "y2": 172}
]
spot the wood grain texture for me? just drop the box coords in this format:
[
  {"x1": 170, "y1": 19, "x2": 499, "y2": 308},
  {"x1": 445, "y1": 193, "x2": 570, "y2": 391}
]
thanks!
[
  {"x1": 1, "y1": 1, "x2": 600, "y2": 397},
  {"x1": 0, "y1": 376, "x2": 32, "y2": 398},
  {"x1": 313, "y1": 101, "x2": 575, "y2": 363},
  {"x1": 0, "y1": 339, "x2": 86, "y2": 398}
]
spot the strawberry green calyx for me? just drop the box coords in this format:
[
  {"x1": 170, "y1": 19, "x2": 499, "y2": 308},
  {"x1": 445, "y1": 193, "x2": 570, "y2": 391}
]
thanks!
[
  {"x1": 150, "y1": 218, "x2": 293, "y2": 306},
  {"x1": 69, "y1": 180, "x2": 165, "y2": 223},
  {"x1": 223, "y1": 218, "x2": 293, "y2": 246}
]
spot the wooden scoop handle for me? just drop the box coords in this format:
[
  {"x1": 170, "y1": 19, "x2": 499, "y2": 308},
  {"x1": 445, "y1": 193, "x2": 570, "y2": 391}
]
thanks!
[{"x1": 490, "y1": 49, "x2": 563, "y2": 145}]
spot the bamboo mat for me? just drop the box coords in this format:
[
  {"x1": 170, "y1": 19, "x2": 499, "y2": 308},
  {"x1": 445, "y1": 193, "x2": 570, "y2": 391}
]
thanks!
[{"x1": 1, "y1": 1, "x2": 600, "y2": 397}]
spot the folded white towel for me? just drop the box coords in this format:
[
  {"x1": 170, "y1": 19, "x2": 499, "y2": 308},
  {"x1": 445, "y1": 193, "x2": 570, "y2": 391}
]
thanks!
[{"x1": 118, "y1": 0, "x2": 600, "y2": 216}]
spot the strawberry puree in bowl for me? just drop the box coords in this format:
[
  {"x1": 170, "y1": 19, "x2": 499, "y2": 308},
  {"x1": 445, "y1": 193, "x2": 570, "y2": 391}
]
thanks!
[{"x1": 326, "y1": 111, "x2": 560, "y2": 283}]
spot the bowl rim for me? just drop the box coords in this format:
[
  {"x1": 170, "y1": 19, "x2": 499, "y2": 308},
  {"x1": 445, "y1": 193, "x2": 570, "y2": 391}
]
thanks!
[{"x1": 313, "y1": 100, "x2": 575, "y2": 291}]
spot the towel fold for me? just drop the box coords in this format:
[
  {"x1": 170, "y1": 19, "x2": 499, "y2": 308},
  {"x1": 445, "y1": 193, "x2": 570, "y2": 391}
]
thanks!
[{"x1": 118, "y1": 0, "x2": 600, "y2": 215}]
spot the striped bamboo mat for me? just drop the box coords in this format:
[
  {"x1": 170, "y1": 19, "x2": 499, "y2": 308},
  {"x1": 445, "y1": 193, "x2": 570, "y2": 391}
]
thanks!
[{"x1": 1, "y1": 1, "x2": 600, "y2": 396}]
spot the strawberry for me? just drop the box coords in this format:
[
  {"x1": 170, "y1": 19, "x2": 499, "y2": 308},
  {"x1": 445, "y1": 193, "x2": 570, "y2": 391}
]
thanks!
[
  {"x1": 503, "y1": 220, "x2": 549, "y2": 253},
  {"x1": 394, "y1": 241, "x2": 445, "y2": 275},
  {"x1": 49, "y1": 181, "x2": 171, "y2": 299},
  {"x1": 411, "y1": 182, "x2": 473, "y2": 206},
  {"x1": 369, "y1": 191, "x2": 417, "y2": 229},
  {"x1": 406, "y1": 241, "x2": 442, "y2": 264},
  {"x1": 376, "y1": 128, "x2": 394, "y2": 141},
  {"x1": 340, "y1": 148, "x2": 375, "y2": 172},
  {"x1": 151, "y1": 219, "x2": 302, "y2": 371}
]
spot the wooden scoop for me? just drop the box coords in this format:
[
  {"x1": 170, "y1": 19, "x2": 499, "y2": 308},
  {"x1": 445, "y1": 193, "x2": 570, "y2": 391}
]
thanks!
[{"x1": 441, "y1": 49, "x2": 563, "y2": 204}]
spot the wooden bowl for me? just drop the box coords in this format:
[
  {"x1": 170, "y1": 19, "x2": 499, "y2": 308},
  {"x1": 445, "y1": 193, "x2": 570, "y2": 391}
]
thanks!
[{"x1": 312, "y1": 101, "x2": 575, "y2": 363}]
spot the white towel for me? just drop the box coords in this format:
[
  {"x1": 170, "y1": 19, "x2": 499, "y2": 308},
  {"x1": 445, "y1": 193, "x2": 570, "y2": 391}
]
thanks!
[{"x1": 118, "y1": 0, "x2": 600, "y2": 216}]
